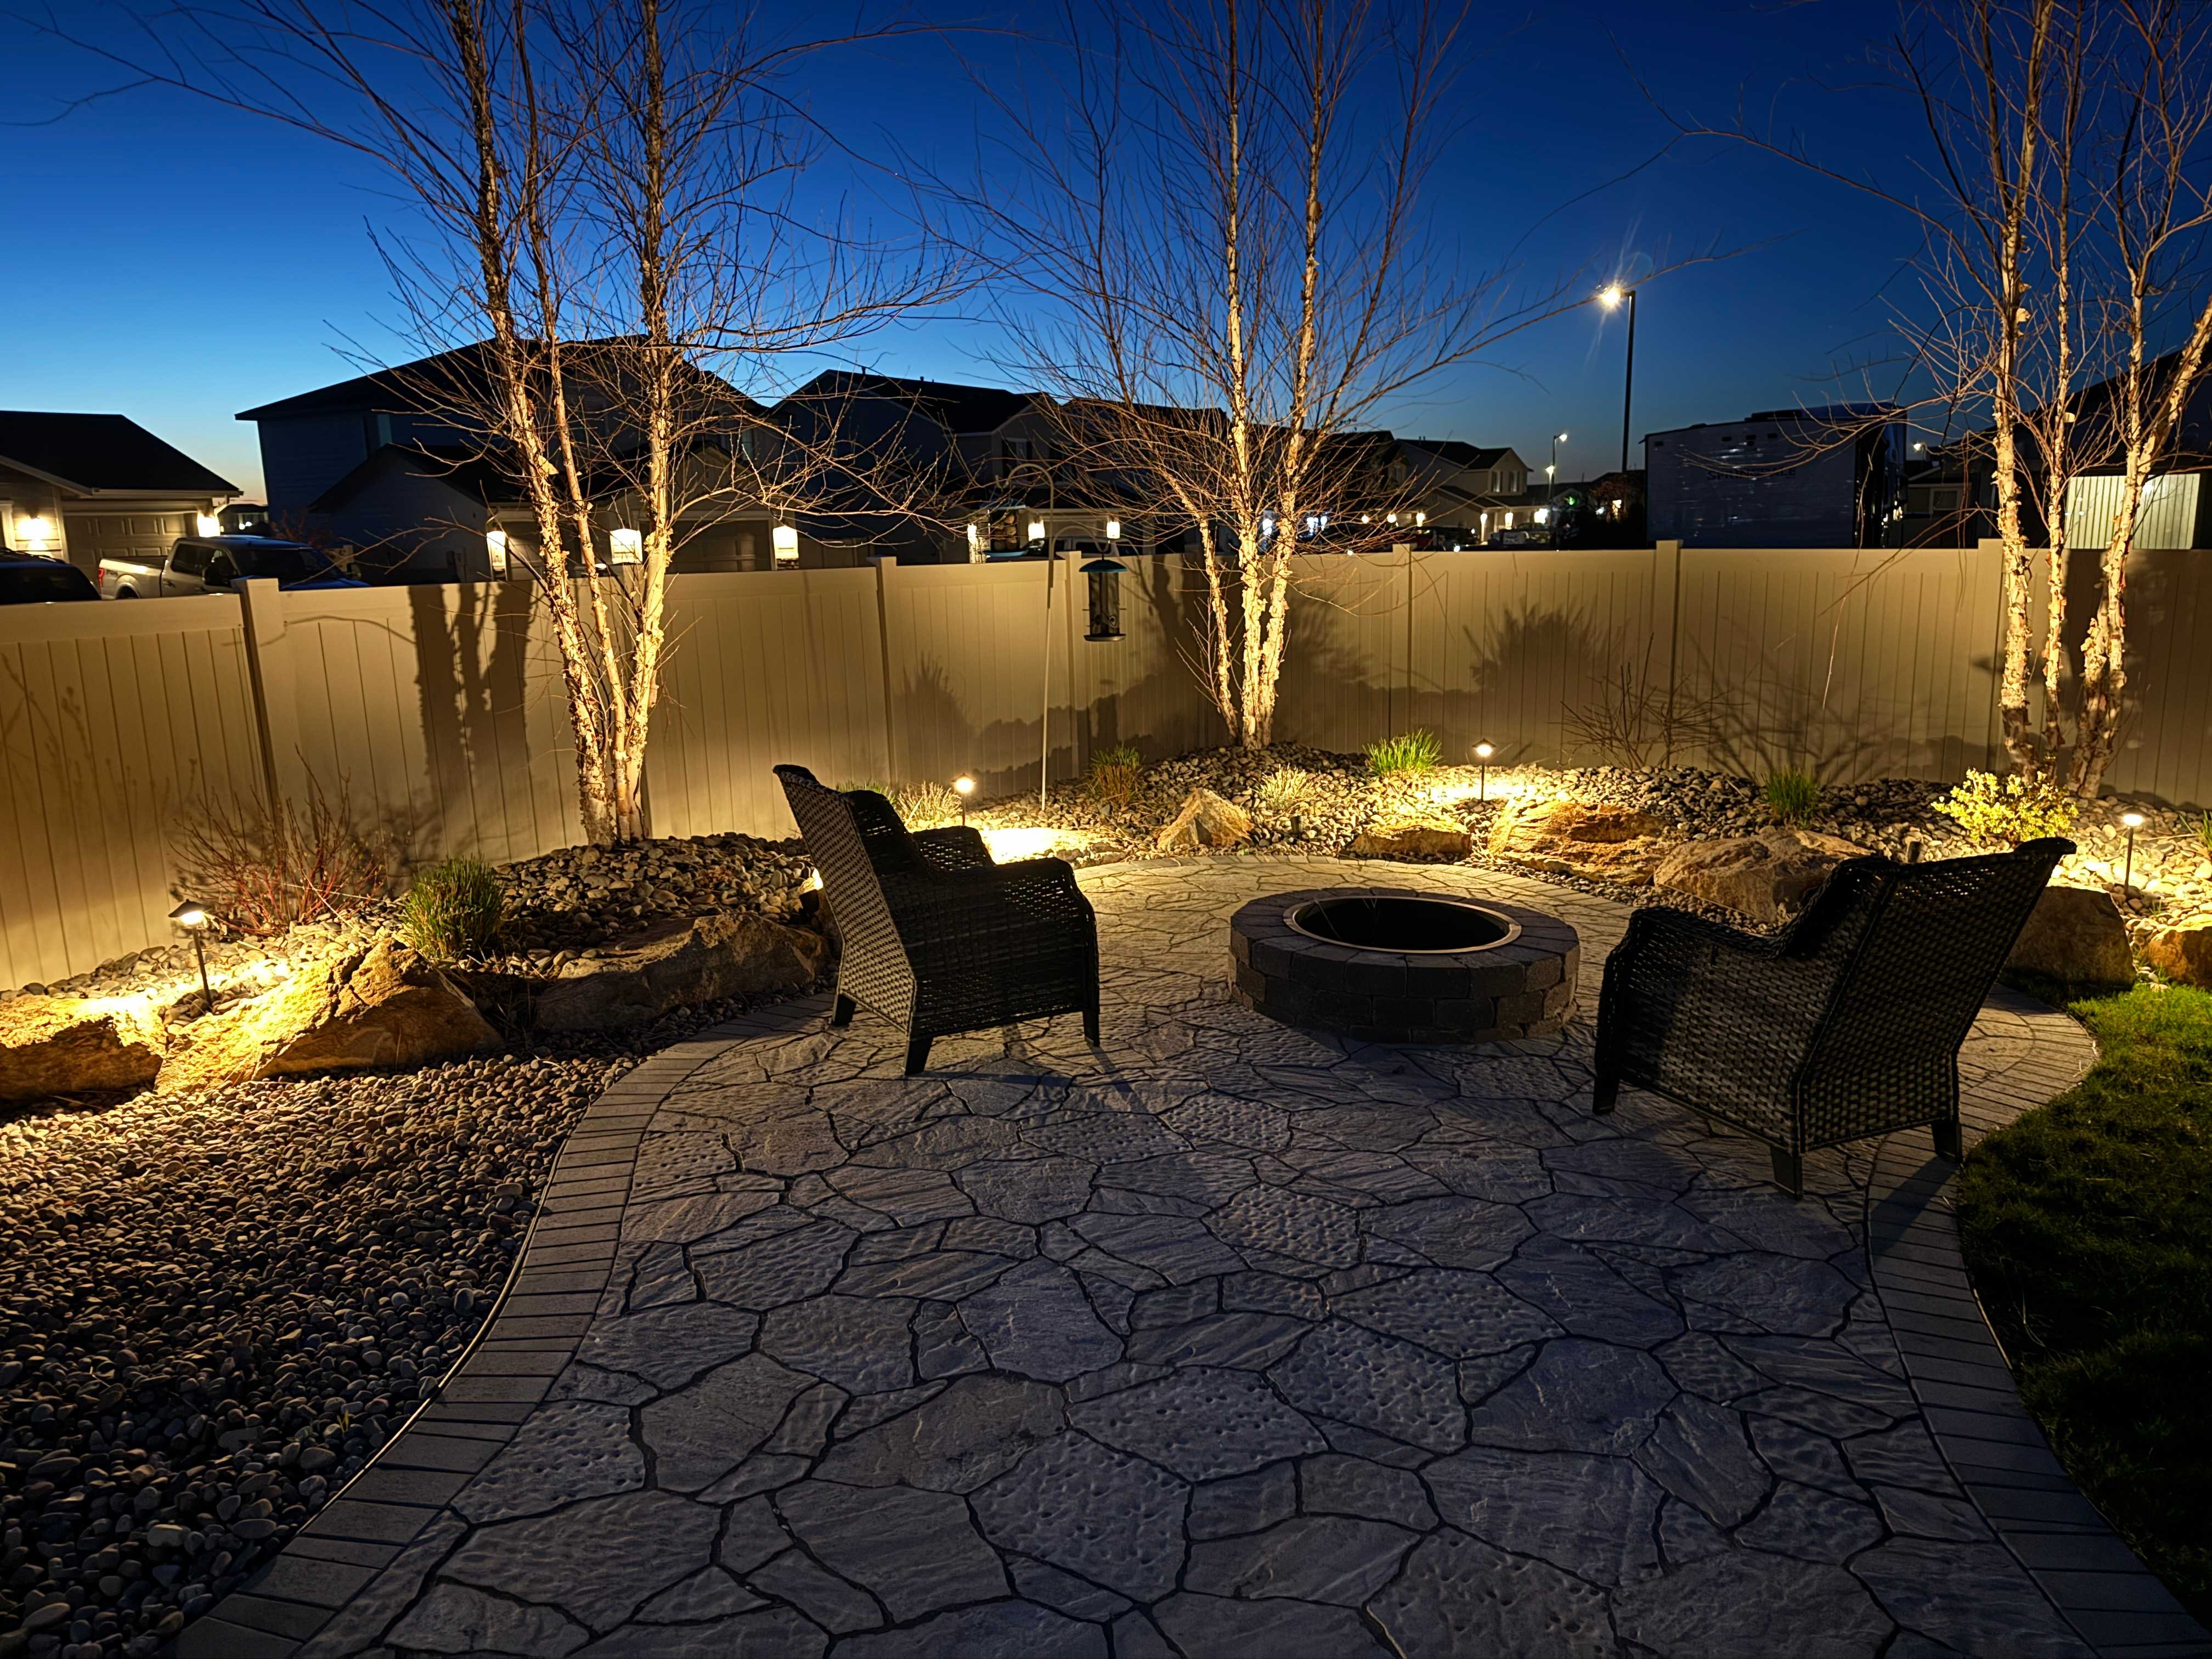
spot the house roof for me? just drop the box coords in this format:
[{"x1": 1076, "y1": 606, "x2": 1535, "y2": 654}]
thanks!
[
  {"x1": 307, "y1": 444, "x2": 516, "y2": 515},
  {"x1": 236, "y1": 343, "x2": 504, "y2": 422},
  {"x1": 788, "y1": 372, "x2": 1049, "y2": 435},
  {"x1": 0, "y1": 411, "x2": 238, "y2": 496},
  {"x1": 1407, "y1": 439, "x2": 1512, "y2": 470}
]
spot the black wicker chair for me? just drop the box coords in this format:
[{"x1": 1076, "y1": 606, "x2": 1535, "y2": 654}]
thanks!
[
  {"x1": 1593, "y1": 838, "x2": 2072, "y2": 1196},
  {"x1": 775, "y1": 764, "x2": 1101, "y2": 1074}
]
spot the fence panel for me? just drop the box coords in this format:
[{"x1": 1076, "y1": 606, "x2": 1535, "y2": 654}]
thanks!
[
  {"x1": 0, "y1": 596, "x2": 264, "y2": 988},
  {"x1": 648, "y1": 567, "x2": 891, "y2": 839},
  {"x1": 1672, "y1": 545, "x2": 2005, "y2": 783},
  {"x1": 2063, "y1": 548, "x2": 2212, "y2": 808},
  {"x1": 258, "y1": 580, "x2": 579, "y2": 867}
]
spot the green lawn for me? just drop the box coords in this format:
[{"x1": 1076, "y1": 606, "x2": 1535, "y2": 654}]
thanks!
[{"x1": 1957, "y1": 982, "x2": 2212, "y2": 1620}]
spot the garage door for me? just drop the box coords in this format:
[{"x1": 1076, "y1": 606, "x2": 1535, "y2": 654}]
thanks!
[{"x1": 60, "y1": 510, "x2": 192, "y2": 578}]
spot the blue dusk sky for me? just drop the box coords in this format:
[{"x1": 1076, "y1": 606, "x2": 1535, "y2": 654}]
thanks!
[{"x1": 0, "y1": 1, "x2": 1940, "y2": 501}]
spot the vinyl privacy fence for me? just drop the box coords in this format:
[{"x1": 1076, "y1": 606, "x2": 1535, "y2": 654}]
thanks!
[{"x1": 5, "y1": 540, "x2": 2207, "y2": 989}]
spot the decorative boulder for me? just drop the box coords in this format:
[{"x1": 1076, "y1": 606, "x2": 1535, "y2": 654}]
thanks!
[
  {"x1": 1155, "y1": 788, "x2": 1254, "y2": 854},
  {"x1": 2143, "y1": 922, "x2": 2212, "y2": 989},
  {"x1": 534, "y1": 912, "x2": 830, "y2": 1033},
  {"x1": 2005, "y1": 884, "x2": 2134, "y2": 987},
  {"x1": 0, "y1": 995, "x2": 163, "y2": 1103},
  {"x1": 158, "y1": 938, "x2": 498, "y2": 1093},
  {"x1": 1350, "y1": 822, "x2": 1474, "y2": 860},
  {"x1": 1654, "y1": 830, "x2": 1869, "y2": 926},
  {"x1": 1487, "y1": 798, "x2": 1668, "y2": 885}
]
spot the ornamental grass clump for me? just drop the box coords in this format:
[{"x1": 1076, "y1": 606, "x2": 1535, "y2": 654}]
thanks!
[
  {"x1": 1254, "y1": 765, "x2": 1317, "y2": 818},
  {"x1": 889, "y1": 782, "x2": 963, "y2": 830},
  {"x1": 1086, "y1": 744, "x2": 1145, "y2": 812},
  {"x1": 1366, "y1": 729, "x2": 1441, "y2": 778},
  {"x1": 1763, "y1": 766, "x2": 1820, "y2": 827},
  {"x1": 1934, "y1": 770, "x2": 2080, "y2": 847},
  {"x1": 399, "y1": 858, "x2": 506, "y2": 962}
]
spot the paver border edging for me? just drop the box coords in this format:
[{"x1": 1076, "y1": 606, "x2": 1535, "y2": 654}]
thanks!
[
  {"x1": 1864, "y1": 989, "x2": 2212, "y2": 1659},
  {"x1": 173, "y1": 1035, "x2": 728, "y2": 1658}
]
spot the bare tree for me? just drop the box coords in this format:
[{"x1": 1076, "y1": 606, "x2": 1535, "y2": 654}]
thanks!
[
  {"x1": 1652, "y1": 0, "x2": 2212, "y2": 795},
  {"x1": 33, "y1": 0, "x2": 956, "y2": 843},
  {"x1": 2067, "y1": 0, "x2": 2212, "y2": 794},
  {"x1": 966, "y1": 0, "x2": 1650, "y2": 747}
]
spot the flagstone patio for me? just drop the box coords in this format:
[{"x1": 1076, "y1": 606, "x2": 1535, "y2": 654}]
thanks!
[{"x1": 183, "y1": 859, "x2": 2199, "y2": 1658}]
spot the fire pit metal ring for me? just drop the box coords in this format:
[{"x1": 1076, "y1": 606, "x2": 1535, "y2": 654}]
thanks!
[{"x1": 1231, "y1": 887, "x2": 1579, "y2": 1045}]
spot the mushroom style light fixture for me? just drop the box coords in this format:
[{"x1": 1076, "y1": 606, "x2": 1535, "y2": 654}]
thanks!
[
  {"x1": 1474, "y1": 741, "x2": 1494, "y2": 802},
  {"x1": 771, "y1": 523, "x2": 800, "y2": 566},
  {"x1": 2121, "y1": 811, "x2": 2146, "y2": 892},
  {"x1": 170, "y1": 899, "x2": 214, "y2": 1015},
  {"x1": 954, "y1": 774, "x2": 976, "y2": 825}
]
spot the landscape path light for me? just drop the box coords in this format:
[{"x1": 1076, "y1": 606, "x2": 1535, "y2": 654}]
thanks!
[
  {"x1": 955, "y1": 774, "x2": 976, "y2": 826},
  {"x1": 1474, "y1": 741, "x2": 1494, "y2": 802},
  {"x1": 170, "y1": 899, "x2": 213, "y2": 1015},
  {"x1": 2121, "y1": 810, "x2": 2146, "y2": 892}
]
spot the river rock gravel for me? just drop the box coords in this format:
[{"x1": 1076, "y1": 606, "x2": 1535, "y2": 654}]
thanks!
[{"x1": 0, "y1": 977, "x2": 832, "y2": 1659}]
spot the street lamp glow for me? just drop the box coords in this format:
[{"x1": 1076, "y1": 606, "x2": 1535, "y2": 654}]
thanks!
[
  {"x1": 1599, "y1": 284, "x2": 1625, "y2": 308},
  {"x1": 1555, "y1": 431, "x2": 1568, "y2": 444}
]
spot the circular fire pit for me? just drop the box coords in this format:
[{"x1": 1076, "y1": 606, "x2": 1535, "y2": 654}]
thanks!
[{"x1": 1231, "y1": 887, "x2": 1579, "y2": 1045}]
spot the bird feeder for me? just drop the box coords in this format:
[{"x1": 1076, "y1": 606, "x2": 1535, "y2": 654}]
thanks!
[{"x1": 1080, "y1": 555, "x2": 1127, "y2": 641}]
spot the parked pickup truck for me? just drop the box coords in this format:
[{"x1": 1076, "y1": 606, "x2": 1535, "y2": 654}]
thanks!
[{"x1": 99, "y1": 535, "x2": 364, "y2": 599}]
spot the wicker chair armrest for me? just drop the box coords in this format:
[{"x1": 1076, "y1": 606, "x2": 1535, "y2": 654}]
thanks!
[
  {"x1": 1603, "y1": 903, "x2": 1833, "y2": 1095},
  {"x1": 881, "y1": 857, "x2": 1093, "y2": 936},
  {"x1": 912, "y1": 826, "x2": 995, "y2": 872}
]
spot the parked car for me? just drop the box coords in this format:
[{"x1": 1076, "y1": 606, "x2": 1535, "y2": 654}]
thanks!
[
  {"x1": 98, "y1": 535, "x2": 364, "y2": 599},
  {"x1": 0, "y1": 557, "x2": 101, "y2": 605}
]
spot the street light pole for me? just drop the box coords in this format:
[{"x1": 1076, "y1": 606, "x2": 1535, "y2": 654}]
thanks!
[{"x1": 1617, "y1": 289, "x2": 1637, "y2": 476}]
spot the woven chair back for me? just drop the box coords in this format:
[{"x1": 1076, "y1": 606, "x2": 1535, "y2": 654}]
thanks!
[
  {"x1": 775, "y1": 765, "x2": 912, "y2": 991},
  {"x1": 1802, "y1": 837, "x2": 2070, "y2": 1133}
]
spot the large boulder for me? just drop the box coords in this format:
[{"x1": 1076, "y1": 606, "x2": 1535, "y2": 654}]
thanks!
[
  {"x1": 1155, "y1": 788, "x2": 1254, "y2": 854},
  {"x1": 1487, "y1": 798, "x2": 1668, "y2": 885},
  {"x1": 158, "y1": 938, "x2": 498, "y2": 1093},
  {"x1": 534, "y1": 912, "x2": 829, "y2": 1033},
  {"x1": 2005, "y1": 885, "x2": 2134, "y2": 987},
  {"x1": 0, "y1": 995, "x2": 163, "y2": 1103},
  {"x1": 1350, "y1": 822, "x2": 1474, "y2": 860},
  {"x1": 1654, "y1": 830, "x2": 1869, "y2": 926},
  {"x1": 2143, "y1": 921, "x2": 2212, "y2": 989}
]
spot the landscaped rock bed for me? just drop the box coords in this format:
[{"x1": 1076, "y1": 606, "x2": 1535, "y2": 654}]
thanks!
[{"x1": 0, "y1": 983, "x2": 830, "y2": 1659}]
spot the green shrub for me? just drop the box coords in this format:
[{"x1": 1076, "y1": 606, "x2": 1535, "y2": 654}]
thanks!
[
  {"x1": 1254, "y1": 765, "x2": 1317, "y2": 817},
  {"x1": 1086, "y1": 745, "x2": 1144, "y2": 811},
  {"x1": 399, "y1": 859, "x2": 505, "y2": 961},
  {"x1": 1763, "y1": 766, "x2": 1820, "y2": 827},
  {"x1": 2193, "y1": 812, "x2": 2212, "y2": 861},
  {"x1": 1934, "y1": 770, "x2": 2080, "y2": 847},
  {"x1": 1366, "y1": 729, "x2": 1441, "y2": 778}
]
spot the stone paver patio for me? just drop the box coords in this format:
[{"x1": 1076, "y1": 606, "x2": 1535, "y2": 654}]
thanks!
[{"x1": 184, "y1": 859, "x2": 2205, "y2": 1658}]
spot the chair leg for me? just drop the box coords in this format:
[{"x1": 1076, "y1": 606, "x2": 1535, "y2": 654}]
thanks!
[
  {"x1": 830, "y1": 994, "x2": 857, "y2": 1029},
  {"x1": 1592, "y1": 1070, "x2": 1620, "y2": 1115},
  {"x1": 903, "y1": 1034, "x2": 932, "y2": 1076},
  {"x1": 1933, "y1": 1116, "x2": 1963, "y2": 1163},
  {"x1": 1769, "y1": 1147, "x2": 1804, "y2": 1199},
  {"x1": 1082, "y1": 997, "x2": 1101, "y2": 1047}
]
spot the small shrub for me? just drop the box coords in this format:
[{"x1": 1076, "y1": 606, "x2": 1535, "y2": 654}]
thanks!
[
  {"x1": 1086, "y1": 745, "x2": 1144, "y2": 812},
  {"x1": 1934, "y1": 770, "x2": 2080, "y2": 847},
  {"x1": 1254, "y1": 765, "x2": 1317, "y2": 818},
  {"x1": 171, "y1": 777, "x2": 398, "y2": 935},
  {"x1": 1367, "y1": 729, "x2": 1442, "y2": 778},
  {"x1": 889, "y1": 781, "x2": 963, "y2": 830},
  {"x1": 399, "y1": 859, "x2": 506, "y2": 961},
  {"x1": 1763, "y1": 766, "x2": 1820, "y2": 827},
  {"x1": 2193, "y1": 812, "x2": 2212, "y2": 861}
]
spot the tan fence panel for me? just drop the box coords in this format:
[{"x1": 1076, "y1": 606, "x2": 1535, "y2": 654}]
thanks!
[
  {"x1": 2060, "y1": 548, "x2": 2212, "y2": 809},
  {"x1": 1671, "y1": 545, "x2": 2005, "y2": 783},
  {"x1": 1065, "y1": 554, "x2": 1222, "y2": 769},
  {"x1": 256, "y1": 580, "x2": 580, "y2": 867},
  {"x1": 0, "y1": 595, "x2": 264, "y2": 988},
  {"x1": 1411, "y1": 547, "x2": 1674, "y2": 770},
  {"x1": 648, "y1": 567, "x2": 891, "y2": 839},
  {"x1": 879, "y1": 559, "x2": 1058, "y2": 798},
  {"x1": 1273, "y1": 552, "x2": 1413, "y2": 752}
]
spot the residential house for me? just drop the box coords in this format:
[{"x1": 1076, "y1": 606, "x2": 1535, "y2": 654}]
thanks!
[
  {"x1": 0, "y1": 411, "x2": 238, "y2": 577},
  {"x1": 239, "y1": 343, "x2": 782, "y2": 580},
  {"x1": 1645, "y1": 404, "x2": 1906, "y2": 549}
]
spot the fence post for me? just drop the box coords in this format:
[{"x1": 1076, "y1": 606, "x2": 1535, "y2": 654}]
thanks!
[
  {"x1": 869, "y1": 556, "x2": 900, "y2": 781},
  {"x1": 233, "y1": 577, "x2": 297, "y2": 816},
  {"x1": 1657, "y1": 540, "x2": 1685, "y2": 766}
]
